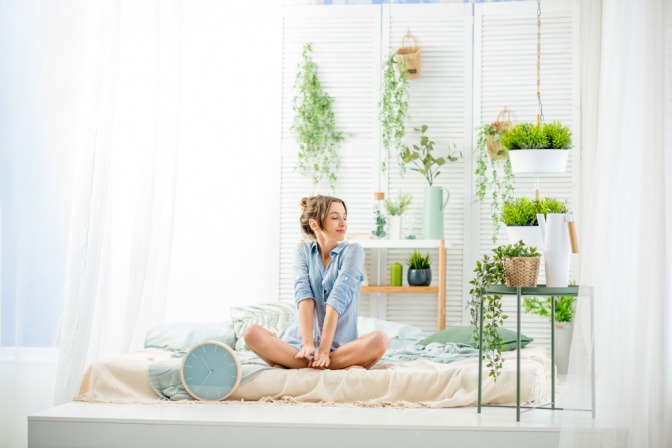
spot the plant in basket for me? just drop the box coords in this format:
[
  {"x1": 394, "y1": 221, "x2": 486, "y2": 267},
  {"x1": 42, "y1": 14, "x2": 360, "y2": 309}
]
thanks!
[
  {"x1": 468, "y1": 241, "x2": 540, "y2": 380},
  {"x1": 495, "y1": 241, "x2": 542, "y2": 288}
]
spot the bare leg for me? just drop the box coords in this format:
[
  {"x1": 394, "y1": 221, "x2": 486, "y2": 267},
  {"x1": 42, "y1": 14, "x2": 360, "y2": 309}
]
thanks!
[
  {"x1": 243, "y1": 324, "x2": 310, "y2": 369},
  {"x1": 326, "y1": 330, "x2": 389, "y2": 370}
]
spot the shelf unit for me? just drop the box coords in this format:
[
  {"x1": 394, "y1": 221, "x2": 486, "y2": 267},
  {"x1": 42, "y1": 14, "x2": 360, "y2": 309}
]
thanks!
[{"x1": 354, "y1": 239, "x2": 450, "y2": 331}]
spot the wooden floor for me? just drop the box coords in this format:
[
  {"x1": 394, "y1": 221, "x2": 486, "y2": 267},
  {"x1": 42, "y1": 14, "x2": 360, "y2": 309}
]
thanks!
[{"x1": 28, "y1": 401, "x2": 604, "y2": 448}]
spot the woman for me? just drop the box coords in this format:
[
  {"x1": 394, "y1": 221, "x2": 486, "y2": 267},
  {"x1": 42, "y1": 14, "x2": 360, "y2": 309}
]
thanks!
[{"x1": 244, "y1": 195, "x2": 389, "y2": 369}]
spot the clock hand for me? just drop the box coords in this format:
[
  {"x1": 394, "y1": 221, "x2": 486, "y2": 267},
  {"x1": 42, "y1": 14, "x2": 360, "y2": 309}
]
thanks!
[
  {"x1": 200, "y1": 355, "x2": 213, "y2": 372},
  {"x1": 194, "y1": 371, "x2": 212, "y2": 393}
]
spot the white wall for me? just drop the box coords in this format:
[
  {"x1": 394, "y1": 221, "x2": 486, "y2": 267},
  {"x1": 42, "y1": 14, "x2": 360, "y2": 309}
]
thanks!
[{"x1": 164, "y1": 0, "x2": 283, "y2": 322}]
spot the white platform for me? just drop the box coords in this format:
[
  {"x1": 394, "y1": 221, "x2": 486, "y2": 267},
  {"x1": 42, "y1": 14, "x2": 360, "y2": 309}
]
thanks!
[{"x1": 28, "y1": 402, "x2": 604, "y2": 448}]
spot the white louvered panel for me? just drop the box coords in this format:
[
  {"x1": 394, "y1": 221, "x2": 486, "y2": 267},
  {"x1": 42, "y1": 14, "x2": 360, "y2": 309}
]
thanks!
[
  {"x1": 281, "y1": 6, "x2": 379, "y2": 139},
  {"x1": 473, "y1": 1, "x2": 580, "y2": 353},
  {"x1": 381, "y1": 4, "x2": 471, "y2": 332}
]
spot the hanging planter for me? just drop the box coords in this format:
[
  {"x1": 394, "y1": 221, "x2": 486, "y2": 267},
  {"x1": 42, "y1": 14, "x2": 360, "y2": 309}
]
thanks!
[
  {"x1": 486, "y1": 108, "x2": 513, "y2": 160},
  {"x1": 500, "y1": 122, "x2": 572, "y2": 174},
  {"x1": 395, "y1": 32, "x2": 422, "y2": 80}
]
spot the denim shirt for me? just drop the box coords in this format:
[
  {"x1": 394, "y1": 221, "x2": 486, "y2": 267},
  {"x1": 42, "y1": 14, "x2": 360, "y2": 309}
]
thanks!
[{"x1": 282, "y1": 240, "x2": 365, "y2": 351}]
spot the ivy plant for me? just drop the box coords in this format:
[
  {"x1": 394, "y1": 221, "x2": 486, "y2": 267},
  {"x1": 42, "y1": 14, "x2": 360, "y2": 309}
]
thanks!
[
  {"x1": 474, "y1": 124, "x2": 515, "y2": 242},
  {"x1": 379, "y1": 54, "x2": 409, "y2": 173},
  {"x1": 291, "y1": 43, "x2": 344, "y2": 190},
  {"x1": 469, "y1": 241, "x2": 540, "y2": 380},
  {"x1": 401, "y1": 125, "x2": 461, "y2": 186}
]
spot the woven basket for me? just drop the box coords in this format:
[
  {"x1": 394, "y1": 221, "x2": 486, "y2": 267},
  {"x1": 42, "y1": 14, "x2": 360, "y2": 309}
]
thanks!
[
  {"x1": 395, "y1": 33, "x2": 422, "y2": 79},
  {"x1": 503, "y1": 257, "x2": 541, "y2": 287},
  {"x1": 486, "y1": 108, "x2": 512, "y2": 160}
]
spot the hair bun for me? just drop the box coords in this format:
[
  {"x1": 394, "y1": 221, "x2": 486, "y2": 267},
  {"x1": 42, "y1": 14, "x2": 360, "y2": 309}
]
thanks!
[{"x1": 300, "y1": 197, "x2": 309, "y2": 213}]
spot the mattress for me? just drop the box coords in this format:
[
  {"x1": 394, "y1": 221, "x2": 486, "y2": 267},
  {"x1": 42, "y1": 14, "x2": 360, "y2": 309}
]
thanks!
[{"x1": 75, "y1": 346, "x2": 551, "y2": 408}]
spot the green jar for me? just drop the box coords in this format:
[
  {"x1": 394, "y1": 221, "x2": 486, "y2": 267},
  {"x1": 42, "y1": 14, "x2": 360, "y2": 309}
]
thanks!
[{"x1": 390, "y1": 262, "x2": 403, "y2": 286}]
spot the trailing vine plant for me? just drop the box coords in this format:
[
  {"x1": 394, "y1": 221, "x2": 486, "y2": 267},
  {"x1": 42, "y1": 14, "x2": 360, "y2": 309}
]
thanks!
[
  {"x1": 291, "y1": 43, "x2": 344, "y2": 190},
  {"x1": 379, "y1": 54, "x2": 409, "y2": 173},
  {"x1": 474, "y1": 125, "x2": 515, "y2": 242}
]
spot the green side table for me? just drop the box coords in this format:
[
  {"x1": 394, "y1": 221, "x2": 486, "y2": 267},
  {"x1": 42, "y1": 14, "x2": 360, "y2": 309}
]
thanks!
[{"x1": 477, "y1": 284, "x2": 595, "y2": 422}]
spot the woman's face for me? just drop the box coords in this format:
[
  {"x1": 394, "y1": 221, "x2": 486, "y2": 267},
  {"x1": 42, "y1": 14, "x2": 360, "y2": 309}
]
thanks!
[{"x1": 313, "y1": 201, "x2": 347, "y2": 242}]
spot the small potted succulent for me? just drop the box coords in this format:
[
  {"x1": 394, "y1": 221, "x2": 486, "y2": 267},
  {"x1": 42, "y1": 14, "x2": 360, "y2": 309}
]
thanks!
[
  {"x1": 384, "y1": 191, "x2": 412, "y2": 240},
  {"x1": 406, "y1": 250, "x2": 431, "y2": 286},
  {"x1": 500, "y1": 121, "x2": 573, "y2": 173},
  {"x1": 500, "y1": 197, "x2": 568, "y2": 249}
]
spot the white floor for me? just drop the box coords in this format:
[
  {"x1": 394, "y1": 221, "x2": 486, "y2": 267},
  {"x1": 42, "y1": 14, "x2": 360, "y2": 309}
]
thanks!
[{"x1": 28, "y1": 401, "x2": 604, "y2": 448}]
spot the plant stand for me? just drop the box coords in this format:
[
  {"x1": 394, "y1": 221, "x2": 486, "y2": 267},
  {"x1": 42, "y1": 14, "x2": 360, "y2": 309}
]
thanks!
[{"x1": 476, "y1": 284, "x2": 595, "y2": 422}]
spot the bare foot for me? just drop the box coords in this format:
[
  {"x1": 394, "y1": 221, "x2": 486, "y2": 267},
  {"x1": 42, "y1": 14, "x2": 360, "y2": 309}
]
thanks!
[{"x1": 344, "y1": 365, "x2": 365, "y2": 370}]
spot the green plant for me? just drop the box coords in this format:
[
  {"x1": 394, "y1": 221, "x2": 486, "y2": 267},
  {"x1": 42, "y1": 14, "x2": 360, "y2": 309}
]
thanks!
[
  {"x1": 384, "y1": 191, "x2": 412, "y2": 216},
  {"x1": 380, "y1": 54, "x2": 409, "y2": 173},
  {"x1": 291, "y1": 43, "x2": 345, "y2": 190},
  {"x1": 500, "y1": 121, "x2": 573, "y2": 150},
  {"x1": 474, "y1": 124, "x2": 515, "y2": 242},
  {"x1": 523, "y1": 281, "x2": 577, "y2": 323},
  {"x1": 371, "y1": 207, "x2": 387, "y2": 238},
  {"x1": 401, "y1": 125, "x2": 461, "y2": 186},
  {"x1": 500, "y1": 197, "x2": 569, "y2": 227},
  {"x1": 406, "y1": 250, "x2": 430, "y2": 270},
  {"x1": 468, "y1": 241, "x2": 540, "y2": 380}
]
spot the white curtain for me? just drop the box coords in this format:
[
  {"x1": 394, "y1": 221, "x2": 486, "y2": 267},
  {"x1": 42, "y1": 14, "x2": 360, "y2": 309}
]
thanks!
[
  {"x1": 54, "y1": 0, "x2": 183, "y2": 405},
  {"x1": 561, "y1": 0, "x2": 672, "y2": 446}
]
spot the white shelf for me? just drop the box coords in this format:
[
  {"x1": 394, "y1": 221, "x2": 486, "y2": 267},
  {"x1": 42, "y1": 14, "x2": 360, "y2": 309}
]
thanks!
[{"x1": 351, "y1": 239, "x2": 451, "y2": 249}]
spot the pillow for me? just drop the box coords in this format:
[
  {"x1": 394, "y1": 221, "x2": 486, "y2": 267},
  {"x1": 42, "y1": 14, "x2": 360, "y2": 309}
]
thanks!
[
  {"x1": 419, "y1": 326, "x2": 533, "y2": 351},
  {"x1": 357, "y1": 316, "x2": 426, "y2": 341},
  {"x1": 230, "y1": 302, "x2": 295, "y2": 351},
  {"x1": 144, "y1": 321, "x2": 237, "y2": 354}
]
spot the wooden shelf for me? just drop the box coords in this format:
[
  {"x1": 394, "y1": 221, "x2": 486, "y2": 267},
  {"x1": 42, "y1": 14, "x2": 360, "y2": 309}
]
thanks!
[
  {"x1": 361, "y1": 286, "x2": 439, "y2": 293},
  {"x1": 353, "y1": 239, "x2": 452, "y2": 249}
]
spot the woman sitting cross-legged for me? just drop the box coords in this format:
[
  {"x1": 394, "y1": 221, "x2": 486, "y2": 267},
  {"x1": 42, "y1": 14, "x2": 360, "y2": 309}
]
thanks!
[{"x1": 244, "y1": 194, "x2": 389, "y2": 370}]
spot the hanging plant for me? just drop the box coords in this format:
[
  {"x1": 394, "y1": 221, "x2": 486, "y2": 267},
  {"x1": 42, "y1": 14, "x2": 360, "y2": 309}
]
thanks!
[
  {"x1": 291, "y1": 43, "x2": 344, "y2": 190},
  {"x1": 474, "y1": 124, "x2": 515, "y2": 242},
  {"x1": 379, "y1": 54, "x2": 409, "y2": 173}
]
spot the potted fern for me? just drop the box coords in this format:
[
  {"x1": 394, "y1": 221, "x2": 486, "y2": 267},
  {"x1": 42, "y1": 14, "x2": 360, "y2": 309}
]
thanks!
[
  {"x1": 406, "y1": 250, "x2": 431, "y2": 286},
  {"x1": 384, "y1": 191, "x2": 412, "y2": 240},
  {"x1": 500, "y1": 121, "x2": 573, "y2": 173},
  {"x1": 501, "y1": 197, "x2": 568, "y2": 249}
]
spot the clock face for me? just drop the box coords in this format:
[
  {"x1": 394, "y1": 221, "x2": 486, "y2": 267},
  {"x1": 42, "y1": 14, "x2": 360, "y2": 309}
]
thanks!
[{"x1": 180, "y1": 341, "x2": 242, "y2": 401}]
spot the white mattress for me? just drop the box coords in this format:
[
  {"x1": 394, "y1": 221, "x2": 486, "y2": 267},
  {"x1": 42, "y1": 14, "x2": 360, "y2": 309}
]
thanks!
[{"x1": 75, "y1": 346, "x2": 551, "y2": 408}]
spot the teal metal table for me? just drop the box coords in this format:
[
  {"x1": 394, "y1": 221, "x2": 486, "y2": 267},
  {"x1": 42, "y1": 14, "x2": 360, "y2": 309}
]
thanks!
[{"x1": 477, "y1": 284, "x2": 595, "y2": 421}]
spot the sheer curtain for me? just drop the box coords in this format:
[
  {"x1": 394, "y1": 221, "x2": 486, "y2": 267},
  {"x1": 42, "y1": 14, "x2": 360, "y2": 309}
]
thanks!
[
  {"x1": 561, "y1": 0, "x2": 672, "y2": 446},
  {"x1": 54, "y1": 0, "x2": 183, "y2": 405}
]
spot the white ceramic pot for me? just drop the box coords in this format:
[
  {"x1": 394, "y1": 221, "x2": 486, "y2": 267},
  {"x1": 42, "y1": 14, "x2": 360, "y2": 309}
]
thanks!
[
  {"x1": 554, "y1": 322, "x2": 573, "y2": 375},
  {"x1": 388, "y1": 215, "x2": 402, "y2": 240},
  {"x1": 537, "y1": 213, "x2": 572, "y2": 287},
  {"x1": 506, "y1": 226, "x2": 544, "y2": 251},
  {"x1": 508, "y1": 149, "x2": 569, "y2": 173}
]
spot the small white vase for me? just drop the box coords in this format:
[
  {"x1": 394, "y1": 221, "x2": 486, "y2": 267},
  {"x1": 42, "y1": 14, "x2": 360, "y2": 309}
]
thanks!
[
  {"x1": 509, "y1": 149, "x2": 569, "y2": 173},
  {"x1": 389, "y1": 215, "x2": 402, "y2": 240},
  {"x1": 506, "y1": 226, "x2": 544, "y2": 251}
]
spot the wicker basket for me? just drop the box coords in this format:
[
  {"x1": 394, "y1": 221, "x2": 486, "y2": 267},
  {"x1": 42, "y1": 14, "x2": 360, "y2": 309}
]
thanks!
[
  {"x1": 395, "y1": 33, "x2": 422, "y2": 80},
  {"x1": 486, "y1": 108, "x2": 512, "y2": 160},
  {"x1": 503, "y1": 257, "x2": 541, "y2": 287}
]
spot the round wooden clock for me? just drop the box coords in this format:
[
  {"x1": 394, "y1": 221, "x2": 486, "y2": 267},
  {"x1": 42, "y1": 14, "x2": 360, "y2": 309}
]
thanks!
[{"x1": 180, "y1": 341, "x2": 242, "y2": 401}]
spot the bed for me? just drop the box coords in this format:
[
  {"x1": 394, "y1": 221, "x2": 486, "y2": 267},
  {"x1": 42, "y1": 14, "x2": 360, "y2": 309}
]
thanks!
[{"x1": 74, "y1": 304, "x2": 551, "y2": 408}]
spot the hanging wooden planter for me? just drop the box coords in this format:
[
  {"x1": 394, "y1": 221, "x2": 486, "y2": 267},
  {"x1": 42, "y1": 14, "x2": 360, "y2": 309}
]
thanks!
[
  {"x1": 395, "y1": 32, "x2": 422, "y2": 79},
  {"x1": 486, "y1": 108, "x2": 512, "y2": 160}
]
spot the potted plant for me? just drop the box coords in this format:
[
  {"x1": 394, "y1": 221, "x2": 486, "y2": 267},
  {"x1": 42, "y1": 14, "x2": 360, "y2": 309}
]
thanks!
[
  {"x1": 498, "y1": 242, "x2": 542, "y2": 288},
  {"x1": 474, "y1": 124, "x2": 515, "y2": 242},
  {"x1": 379, "y1": 54, "x2": 409, "y2": 173},
  {"x1": 406, "y1": 250, "x2": 431, "y2": 286},
  {"x1": 401, "y1": 125, "x2": 461, "y2": 239},
  {"x1": 291, "y1": 43, "x2": 345, "y2": 191},
  {"x1": 500, "y1": 197, "x2": 568, "y2": 250},
  {"x1": 523, "y1": 285, "x2": 576, "y2": 374},
  {"x1": 384, "y1": 191, "x2": 412, "y2": 240},
  {"x1": 500, "y1": 121, "x2": 573, "y2": 173},
  {"x1": 469, "y1": 241, "x2": 540, "y2": 380}
]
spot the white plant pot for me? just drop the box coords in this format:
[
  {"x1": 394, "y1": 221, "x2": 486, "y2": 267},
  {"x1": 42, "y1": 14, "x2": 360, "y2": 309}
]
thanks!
[
  {"x1": 508, "y1": 149, "x2": 569, "y2": 173},
  {"x1": 388, "y1": 215, "x2": 402, "y2": 240},
  {"x1": 506, "y1": 226, "x2": 544, "y2": 251},
  {"x1": 554, "y1": 322, "x2": 573, "y2": 375}
]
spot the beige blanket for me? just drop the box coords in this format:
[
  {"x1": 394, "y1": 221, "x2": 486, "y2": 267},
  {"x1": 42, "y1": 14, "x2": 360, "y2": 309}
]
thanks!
[{"x1": 76, "y1": 347, "x2": 550, "y2": 408}]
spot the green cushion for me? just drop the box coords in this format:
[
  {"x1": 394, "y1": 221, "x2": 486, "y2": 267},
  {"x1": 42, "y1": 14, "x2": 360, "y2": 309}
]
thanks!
[{"x1": 419, "y1": 326, "x2": 533, "y2": 351}]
